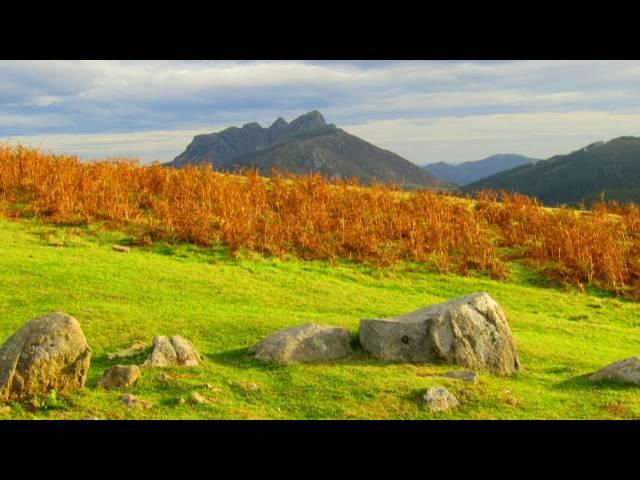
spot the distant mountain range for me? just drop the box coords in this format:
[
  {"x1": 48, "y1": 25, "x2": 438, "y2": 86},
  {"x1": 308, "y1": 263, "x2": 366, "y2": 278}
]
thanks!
[
  {"x1": 166, "y1": 111, "x2": 437, "y2": 188},
  {"x1": 423, "y1": 154, "x2": 540, "y2": 186},
  {"x1": 464, "y1": 137, "x2": 640, "y2": 205}
]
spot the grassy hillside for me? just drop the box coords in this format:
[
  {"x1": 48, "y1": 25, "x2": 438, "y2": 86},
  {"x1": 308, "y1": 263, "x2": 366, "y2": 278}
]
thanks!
[
  {"x1": 464, "y1": 137, "x2": 640, "y2": 205},
  {"x1": 1, "y1": 217, "x2": 639, "y2": 420}
]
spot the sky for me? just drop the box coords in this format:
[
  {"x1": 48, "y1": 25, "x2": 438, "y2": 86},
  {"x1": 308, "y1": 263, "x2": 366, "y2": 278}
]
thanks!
[{"x1": 1, "y1": 60, "x2": 639, "y2": 165}]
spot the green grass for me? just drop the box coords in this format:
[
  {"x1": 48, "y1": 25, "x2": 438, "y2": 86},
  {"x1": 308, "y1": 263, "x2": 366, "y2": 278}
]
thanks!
[{"x1": 1, "y1": 217, "x2": 639, "y2": 419}]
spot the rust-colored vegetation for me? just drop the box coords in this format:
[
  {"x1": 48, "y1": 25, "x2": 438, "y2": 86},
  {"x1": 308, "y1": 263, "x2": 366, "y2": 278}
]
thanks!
[{"x1": 3, "y1": 144, "x2": 640, "y2": 298}]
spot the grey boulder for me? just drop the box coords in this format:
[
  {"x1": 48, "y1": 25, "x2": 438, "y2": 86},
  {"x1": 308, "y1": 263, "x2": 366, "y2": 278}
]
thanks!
[
  {"x1": 588, "y1": 357, "x2": 640, "y2": 385},
  {"x1": 249, "y1": 323, "x2": 353, "y2": 364},
  {"x1": 0, "y1": 312, "x2": 92, "y2": 402},
  {"x1": 359, "y1": 292, "x2": 520, "y2": 375}
]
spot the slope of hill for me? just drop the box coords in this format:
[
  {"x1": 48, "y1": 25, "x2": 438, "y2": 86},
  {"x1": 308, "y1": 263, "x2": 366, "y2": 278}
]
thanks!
[
  {"x1": 2, "y1": 216, "x2": 640, "y2": 419},
  {"x1": 166, "y1": 111, "x2": 437, "y2": 188},
  {"x1": 424, "y1": 154, "x2": 540, "y2": 186},
  {"x1": 463, "y1": 137, "x2": 640, "y2": 205}
]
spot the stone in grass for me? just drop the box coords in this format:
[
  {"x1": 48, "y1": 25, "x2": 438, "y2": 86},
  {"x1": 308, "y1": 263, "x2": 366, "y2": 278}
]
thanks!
[
  {"x1": 238, "y1": 382, "x2": 260, "y2": 392},
  {"x1": 0, "y1": 312, "x2": 92, "y2": 402},
  {"x1": 107, "y1": 340, "x2": 146, "y2": 360},
  {"x1": 360, "y1": 293, "x2": 520, "y2": 375},
  {"x1": 157, "y1": 373, "x2": 175, "y2": 383},
  {"x1": 588, "y1": 357, "x2": 640, "y2": 386},
  {"x1": 120, "y1": 393, "x2": 152, "y2": 409},
  {"x1": 97, "y1": 365, "x2": 140, "y2": 389},
  {"x1": 249, "y1": 323, "x2": 353, "y2": 364},
  {"x1": 191, "y1": 392, "x2": 208, "y2": 404},
  {"x1": 423, "y1": 386, "x2": 460, "y2": 413},
  {"x1": 441, "y1": 370, "x2": 479, "y2": 384},
  {"x1": 143, "y1": 335, "x2": 201, "y2": 367}
]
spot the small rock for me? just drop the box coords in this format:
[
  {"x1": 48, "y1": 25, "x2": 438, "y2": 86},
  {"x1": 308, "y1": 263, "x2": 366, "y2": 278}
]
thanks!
[
  {"x1": 441, "y1": 370, "x2": 479, "y2": 384},
  {"x1": 112, "y1": 245, "x2": 130, "y2": 253},
  {"x1": 198, "y1": 383, "x2": 213, "y2": 389},
  {"x1": 191, "y1": 392, "x2": 207, "y2": 404},
  {"x1": 97, "y1": 365, "x2": 140, "y2": 389},
  {"x1": 589, "y1": 357, "x2": 640, "y2": 386},
  {"x1": 178, "y1": 397, "x2": 186, "y2": 405},
  {"x1": 171, "y1": 335, "x2": 201, "y2": 366},
  {"x1": 250, "y1": 323, "x2": 352, "y2": 364},
  {"x1": 120, "y1": 393, "x2": 137, "y2": 407},
  {"x1": 120, "y1": 393, "x2": 152, "y2": 409},
  {"x1": 504, "y1": 397, "x2": 520, "y2": 407},
  {"x1": 423, "y1": 386, "x2": 460, "y2": 413},
  {"x1": 143, "y1": 335, "x2": 201, "y2": 367},
  {"x1": 157, "y1": 373, "x2": 173, "y2": 383},
  {"x1": 239, "y1": 382, "x2": 260, "y2": 392},
  {"x1": 82, "y1": 416, "x2": 99, "y2": 420}
]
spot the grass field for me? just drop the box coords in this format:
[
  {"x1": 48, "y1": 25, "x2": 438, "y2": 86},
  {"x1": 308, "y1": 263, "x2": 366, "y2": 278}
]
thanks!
[{"x1": 1, "y1": 216, "x2": 639, "y2": 420}]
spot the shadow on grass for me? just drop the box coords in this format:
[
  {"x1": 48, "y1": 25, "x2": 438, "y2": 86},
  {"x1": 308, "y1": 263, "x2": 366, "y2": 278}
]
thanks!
[
  {"x1": 552, "y1": 373, "x2": 640, "y2": 392},
  {"x1": 206, "y1": 345, "x2": 440, "y2": 370}
]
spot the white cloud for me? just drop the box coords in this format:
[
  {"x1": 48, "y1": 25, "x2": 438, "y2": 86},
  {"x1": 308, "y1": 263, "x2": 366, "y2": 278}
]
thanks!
[{"x1": 345, "y1": 111, "x2": 640, "y2": 164}]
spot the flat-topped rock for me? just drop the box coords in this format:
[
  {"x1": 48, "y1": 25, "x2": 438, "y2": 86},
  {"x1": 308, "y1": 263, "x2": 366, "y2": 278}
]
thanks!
[
  {"x1": 359, "y1": 293, "x2": 520, "y2": 375},
  {"x1": 442, "y1": 370, "x2": 479, "y2": 384},
  {"x1": 0, "y1": 312, "x2": 92, "y2": 402},
  {"x1": 249, "y1": 323, "x2": 353, "y2": 364},
  {"x1": 589, "y1": 357, "x2": 640, "y2": 385}
]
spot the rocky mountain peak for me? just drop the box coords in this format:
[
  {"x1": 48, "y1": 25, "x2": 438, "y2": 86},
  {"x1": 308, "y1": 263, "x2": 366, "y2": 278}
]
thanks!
[
  {"x1": 270, "y1": 117, "x2": 288, "y2": 129},
  {"x1": 287, "y1": 110, "x2": 327, "y2": 134}
]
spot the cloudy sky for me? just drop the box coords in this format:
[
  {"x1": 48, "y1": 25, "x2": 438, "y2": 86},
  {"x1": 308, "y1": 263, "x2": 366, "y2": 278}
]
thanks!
[{"x1": 1, "y1": 60, "x2": 639, "y2": 165}]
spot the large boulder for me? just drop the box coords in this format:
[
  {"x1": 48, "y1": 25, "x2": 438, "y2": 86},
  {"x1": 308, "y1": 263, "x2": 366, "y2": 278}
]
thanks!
[
  {"x1": 249, "y1": 323, "x2": 353, "y2": 364},
  {"x1": 589, "y1": 357, "x2": 640, "y2": 385},
  {"x1": 143, "y1": 335, "x2": 201, "y2": 367},
  {"x1": 359, "y1": 293, "x2": 520, "y2": 375},
  {"x1": 0, "y1": 312, "x2": 92, "y2": 402}
]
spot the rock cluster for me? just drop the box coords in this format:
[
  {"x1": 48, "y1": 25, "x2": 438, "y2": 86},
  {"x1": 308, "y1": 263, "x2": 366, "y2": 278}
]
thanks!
[{"x1": 359, "y1": 292, "x2": 520, "y2": 375}]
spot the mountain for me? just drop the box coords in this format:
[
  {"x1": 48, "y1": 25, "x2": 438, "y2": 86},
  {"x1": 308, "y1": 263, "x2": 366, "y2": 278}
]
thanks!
[
  {"x1": 166, "y1": 111, "x2": 437, "y2": 188},
  {"x1": 463, "y1": 137, "x2": 640, "y2": 205},
  {"x1": 423, "y1": 154, "x2": 540, "y2": 186}
]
